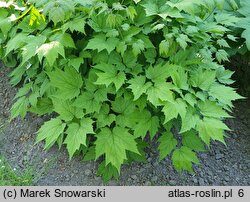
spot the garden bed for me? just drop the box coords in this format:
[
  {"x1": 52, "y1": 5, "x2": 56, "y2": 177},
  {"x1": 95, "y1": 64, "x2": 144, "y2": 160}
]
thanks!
[{"x1": 0, "y1": 65, "x2": 249, "y2": 186}]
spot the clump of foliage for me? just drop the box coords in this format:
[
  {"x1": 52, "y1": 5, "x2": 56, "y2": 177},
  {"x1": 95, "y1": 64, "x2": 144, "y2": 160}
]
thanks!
[
  {"x1": 0, "y1": 0, "x2": 245, "y2": 182},
  {"x1": 221, "y1": 0, "x2": 250, "y2": 57},
  {"x1": 0, "y1": 156, "x2": 33, "y2": 185},
  {"x1": 222, "y1": 0, "x2": 250, "y2": 95}
]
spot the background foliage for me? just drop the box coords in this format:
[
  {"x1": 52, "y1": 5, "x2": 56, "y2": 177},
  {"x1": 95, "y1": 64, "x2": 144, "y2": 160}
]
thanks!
[{"x1": 0, "y1": 0, "x2": 248, "y2": 182}]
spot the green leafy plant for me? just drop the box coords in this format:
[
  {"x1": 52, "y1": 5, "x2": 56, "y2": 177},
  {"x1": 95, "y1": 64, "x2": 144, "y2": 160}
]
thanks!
[
  {"x1": 0, "y1": 156, "x2": 33, "y2": 186},
  {"x1": 0, "y1": 0, "x2": 244, "y2": 182},
  {"x1": 221, "y1": 0, "x2": 250, "y2": 95},
  {"x1": 220, "y1": 0, "x2": 250, "y2": 56}
]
